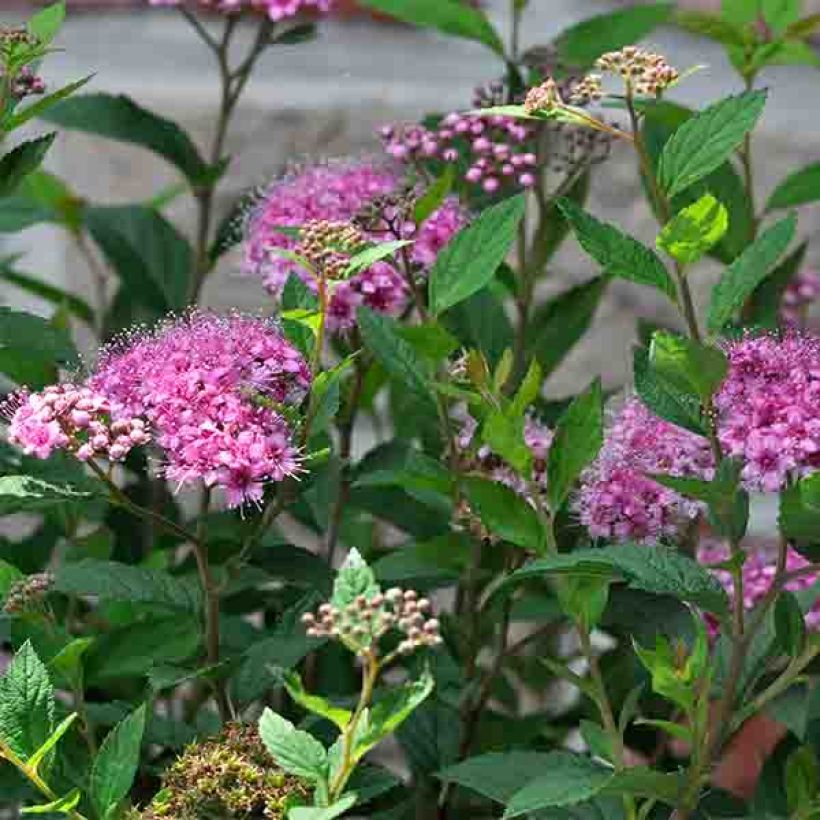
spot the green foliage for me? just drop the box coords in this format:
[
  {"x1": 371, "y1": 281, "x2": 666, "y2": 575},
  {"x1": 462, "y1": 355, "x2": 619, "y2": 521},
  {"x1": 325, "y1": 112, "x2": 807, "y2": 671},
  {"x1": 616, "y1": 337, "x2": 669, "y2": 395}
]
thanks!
[
  {"x1": 0, "y1": 134, "x2": 56, "y2": 197},
  {"x1": 767, "y1": 162, "x2": 820, "y2": 210},
  {"x1": 657, "y1": 194, "x2": 729, "y2": 264},
  {"x1": 462, "y1": 477, "x2": 544, "y2": 550},
  {"x1": 258, "y1": 709, "x2": 328, "y2": 782}
]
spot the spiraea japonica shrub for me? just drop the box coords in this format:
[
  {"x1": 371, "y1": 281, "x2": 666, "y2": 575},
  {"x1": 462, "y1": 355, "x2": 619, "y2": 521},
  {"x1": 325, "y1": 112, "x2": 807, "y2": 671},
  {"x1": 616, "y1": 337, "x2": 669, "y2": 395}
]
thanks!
[{"x1": 1, "y1": 0, "x2": 820, "y2": 818}]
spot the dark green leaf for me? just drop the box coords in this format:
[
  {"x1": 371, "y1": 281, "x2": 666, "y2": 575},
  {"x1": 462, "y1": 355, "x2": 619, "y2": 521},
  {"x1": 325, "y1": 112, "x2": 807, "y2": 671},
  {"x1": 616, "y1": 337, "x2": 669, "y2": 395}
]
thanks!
[
  {"x1": 659, "y1": 91, "x2": 767, "y2": 198},
  {"x1": 557, "y1": 198, "x2": 677, "y2": 302},
  {"x1": 357, "y1": 0, "x2": 504, "y2": 55},
  {"x1": 746, "y1": 241, "x2": 807, "y2": 328},
  {"x1": 0, "y1": 134, "x2": 56, "y2": 197},
  {"x1": 547, "y1": 380, "x2": 603, "y2": 511},
  {"x1": 774, "y1": 590, "x2": 806, "y2": 656},
  {"x1": 0, "y1": 261, "x2": 94, "y2": 326},
  {"x1": 429, "y1": 194, "x2": 525, "y2": 314},
  {"x1": 42, "y1": 93, "x2": 210, "y2": 184},
  {"x1": 649, "y1": 331, "x2": 728, "y2": 400},
  {"x1": 444, "y1": 286, "x2": 513, "y2": 368},
  {"x1": 767, "y1": 162, "x2": 820, "y2": 211},
  {"x1": 463, "y1": 477, "x2": 544, "y2": 550},
  {"x1": 258, "y1": 708, "x2": 328, "y2": 781},
  {"x1": 3, "y1": 76, "x2": 93, "y2": 133},
  {"x1": 673, "y1": 11, "x2": 748, "y2": 46},
  {"x1": 707, "y1": 213, "x2": 796, "y2": 334},
  {"x1": 0, "y1": 476, "x2": 97, "y2": 515}
]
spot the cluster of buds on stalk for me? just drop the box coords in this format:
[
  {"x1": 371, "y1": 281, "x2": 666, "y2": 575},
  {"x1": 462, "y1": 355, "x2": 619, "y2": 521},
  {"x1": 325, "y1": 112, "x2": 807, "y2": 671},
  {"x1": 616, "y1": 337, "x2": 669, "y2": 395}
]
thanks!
[
  {"x1": 0, "y1": 26, "x2": 46, "y2": 103},
  {"x1": 9, "y1": 65, "x2": 44, "y2": 100},
  {"x1": 5, "y1": 384, "x2": 150, "y2": 463},
  {"x1": 595, "y1": 46, "x2": 679, "y2": 96},
  {"x1": 296, "y1": 219, "x2": 367, "y2": 280},
  {"x1": 3, "y1": 572, "x2": 54, "y2": 616},
  {"x1": 302, "y1": 586, "x2": 442, "y2": 659}
]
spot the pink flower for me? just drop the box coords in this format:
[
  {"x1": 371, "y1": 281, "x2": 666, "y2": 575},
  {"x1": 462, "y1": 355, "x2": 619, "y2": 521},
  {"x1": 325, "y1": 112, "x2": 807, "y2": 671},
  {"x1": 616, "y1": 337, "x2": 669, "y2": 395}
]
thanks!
[
  {"x1": 4, "y1": 384, "x2": 149, "y2": 463},
  {"x1": 781, "y1": 267, "x2": 820, "y2": 328},
  {"x1": 576, "y1": 399, "x2": 714, "y2": 544},
  {"x1": 148, "y1": 0, "x2": 334, "y2": 21},
  {"x1": 242, "y1": 159, "x2": 468, "y2": 330},
  {"x1": 89, "y1": 311, "x2": 309, "y2": 507}
]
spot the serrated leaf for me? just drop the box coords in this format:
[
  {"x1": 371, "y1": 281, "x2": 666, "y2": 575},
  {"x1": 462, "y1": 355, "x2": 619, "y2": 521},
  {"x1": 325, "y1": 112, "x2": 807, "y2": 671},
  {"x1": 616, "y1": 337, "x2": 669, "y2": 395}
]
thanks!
[
  {"x1": 649, "y1": 331, "x2": 728, "y2": 401},
  {"x1": 0, "y1": 641, "x2": 53, "y2": 762},
  {"x1": 659, "y1": 91, "x2": 767, "y2": 198},
  {"x1": 89, "y1": 704, "x2": 146, "y2": 819},
  {"x1": 283, "y1": 671, "x2": 352, "y2": 730},
  {"x1": 767, "y1": 162, "x2": 820, "y2": 211},
  {"x1": 429, "y1": 194, "x2": 525, "y2": 315},
  {"x1": 547, "y1": 380, "x2": 604, "y2": 511},
  {"x1": 657, "y1": 194, "x2": 729, "y2": 264},
  {"x1": 0, "y1": 134, "x2": 56, "y2": 198},
  {"x1": 42, "y1": 93, "x2": 210, "y2": 184},
  {"x1": 288, "y1": 794, "x2": 357, "y2": 820},
  {"x1": 332, "y1": 548, "x2": 380, "y2": 608},
  {"x1": 707, "y1": 213, "x2": 796, "y2": 333},
  {"x1": 557, "y1": 199, "x2": 677, "y2": 302},
  {"x1": 258, "y1": 708, "x2": 328, "y2": 781},
  {"x1": 463, "y1": 477, "x2": 544, "y2": 550},
  {"x1": 503, "y1": 544, "x2": 730, "y2": 617},
  {"x1": 357, "y1": 0, "x2": 503, "y2": 54}
]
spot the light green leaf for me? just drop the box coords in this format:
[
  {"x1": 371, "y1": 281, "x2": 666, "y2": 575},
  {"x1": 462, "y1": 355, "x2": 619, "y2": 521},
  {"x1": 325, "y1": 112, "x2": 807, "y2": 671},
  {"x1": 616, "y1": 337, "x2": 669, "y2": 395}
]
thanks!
[
  {"x1": 332, "y1": 549, "x2": 380, "y2": 609},
  {"x1": 0, "y1": 560, "x2": 23, "y2": 603},
  {"x1": 357, "y1": 0, "x2": 503, "y2": 54},
  {"x1": 89, "y1": 704, "x2": 146, "y2": 820},
  {"x1": 657, "y1": 194, "x2": 729, "y2": 264},
  {"x1": 47, "y1": 638, "x2": 94, "y2": 690},
  {"x1": 707, "y1": 213, "x2": 796, "y2": 333},
  {"x1": 0, "y1": 134, "x2": 56, "y2": 198},
  {"x1": 288, "y1": 793, "x2": 357, "y2": 820},
  {"x1": 481, "y1": 408, "x2": 531, "y2": 475},
  {"x1": 649, "y1": 331, "x2": 728, "y2": 401},
  {"x1": 557, "y1": 198, "x2": 677, "y2": 302},
  {"x1": 283, "y1": 671, "x2": 352, "y2": 730},
  {"x1": 659, "y1": 91, "x2": 767, "y2": 198},
  {"x1": 673, "y1": 11, "x2": 747, "y2": 46},
  {"x1": 21, "y1": 788, "x2": 80, "y2": 815},
  {"x1": 463, "y1": 477, "x2": 544, "y2": 551},
  {"x1": 762, "y1": 0, "x2": 801, "y2": 33},
  {"x1": 721, "y1": 0, "x2": 758, "y2": 24},
  {"x1": 27, "y1": 713, "x2": 78, "y2": 773},
  {"x1": 4, "y1": 76, "x2": 93, "y2": 133},
  {"x1": 503, "y1": 544, "x2": 730, "y2": 617},
  {"x1": 547, "y1": 380, "x2": 604, "y2": 511},
  {"x1": 42, "y1": 93, "x2": 210, "y2": 184},
  {"x1": 27, "y1": 2, "x2": 65, "y2": 43},
  {"x1": 309, "y1": 356, "x2": 357, "y2": 436},
  {"x1": 0, "y1": 477, "x2": 97, "y2": 515},
  {"x1": 767, "y1": 162, "x2": 820, "y2": 211},
  {"x1": 0, "y1": 641, "x2": 53, "y2": 762},
  {"x1": 343, "y1": 240, "x2": 412, "y2": 278},
  {"x1": 414, "y1": 167, "x2": 454, "y2": 225},
  {"x1": 429, "y1": 194, "x2": 525, "y2": 315},
  {"x1": 258, "y1": 708, "x2": 328, "y2": 782}
]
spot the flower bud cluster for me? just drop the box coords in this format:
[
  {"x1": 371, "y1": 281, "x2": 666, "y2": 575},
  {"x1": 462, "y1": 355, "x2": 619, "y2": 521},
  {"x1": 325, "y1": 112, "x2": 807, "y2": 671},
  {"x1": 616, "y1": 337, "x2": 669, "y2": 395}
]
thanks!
[
  {"x1": 5, "y1": 384, "x2": 150, "y2": 463},
  {"x1": 0, "y1": 26, "x2": 39, "y2": 52},
  {"x1": 296, "y1": 219, "x2": 367, "y2": 280},
  {"x1": 9, "y1": 66, "x2": 45, "y2": 100},
  {"x1": 302, "y1": 587, "x2": 442, "y2": 657},
  {"x1": 523, "y1": 77, "x2": 564, "y2": 114},
  {"x1": 595, "y1": 46, "x2": 679, "y2": 96},
  {"x1": 3, "y1": 572, "x2": 54, "y2": 616}
]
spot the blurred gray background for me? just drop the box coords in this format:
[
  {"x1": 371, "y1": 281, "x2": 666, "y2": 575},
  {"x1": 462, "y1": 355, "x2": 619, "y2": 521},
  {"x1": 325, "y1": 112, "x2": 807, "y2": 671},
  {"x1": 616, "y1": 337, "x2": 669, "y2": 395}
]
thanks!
[{"x1": 0, "y1": 0, "x2": 818, "y2": 398}]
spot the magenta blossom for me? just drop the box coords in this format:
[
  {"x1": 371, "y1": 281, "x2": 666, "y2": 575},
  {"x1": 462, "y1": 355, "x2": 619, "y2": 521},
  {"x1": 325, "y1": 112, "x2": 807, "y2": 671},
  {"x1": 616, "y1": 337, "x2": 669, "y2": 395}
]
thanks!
[
  {"x1": 242, "y1": 159, "x2": 468, "y2": 331},
  {"x1": 699, "y1": 540, "x2": 820, "y2": 631},
  {"x1": 781, "y1": 268, "x2": 820, "y2": 328},
  {"x1": 89, "y1": 312, "x2": 310, "y2": 507},
  {"x1": 715, "y1": 333, "x2": 820, "y2": 492},
  {"x1": 148, "y1": 0, "x2": 334, "y2": 21},
  {"x1": 576, "y1": 398, "x2": 714, "y2": 544},
  {"x1": 4, "y1": 384, "x2": 149, "y2": 463}
]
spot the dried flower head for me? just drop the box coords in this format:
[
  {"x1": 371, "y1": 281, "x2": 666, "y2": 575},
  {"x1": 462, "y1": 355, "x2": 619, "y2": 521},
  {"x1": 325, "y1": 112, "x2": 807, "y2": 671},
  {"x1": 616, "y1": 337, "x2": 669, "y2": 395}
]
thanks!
[
  {"x1": 3, "y1": 572, "x2": 54, "y2": 616},
  {"x1": 141, "y1": 722, "x2": 310, "y2": 819},
  {"x1": 595, "y1": 46, "x2": 679, "y2": 96},
  {"x1": 296, "y1": 219, "x2": 367, "y2": 280}
]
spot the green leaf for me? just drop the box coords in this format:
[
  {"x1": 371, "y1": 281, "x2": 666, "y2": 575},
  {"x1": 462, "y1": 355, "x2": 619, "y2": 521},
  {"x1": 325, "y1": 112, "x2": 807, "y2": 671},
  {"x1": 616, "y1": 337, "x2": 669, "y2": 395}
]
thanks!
[
  {"x1": 0, "y1": 134, "x2": 56, "y2": 198},
  {"x1": 444, "y1": 286, "x2": 513, "y2": 368},
  {"x1": 288, "y1": 794, "x2": 357, "y2": 820},
  {"x1": 354, "y1": 670, "x2": 435, "y2": 761},
  {"x1": 283, "y1": 671, "x2": 352, "y2": 730},
  {"x1": 27, "y1": 2, "x2": 65, "y2": 43},
  {"x1": 649, "y1": 331, "x2": 728, "y2": 401},
  {"x1": 42, "y1": 93, "x2": 210, "y2": 184},
  {"x1": 707, "y1": 213, "x2": 796, "y2": 334},
  {"x1": 786, "y1": 745, "x2": 819, "y2": 814},
  {"x1": 554, "y1": 3, "x2": 673, "y2": 67},
  {"x1": 657, "y1": 194, "x2": 729, "y2": 264},
  {"x1": 503, "y1": 544, "x2": 730, "y2": 617},
  {"x1": 557, "y1": 198, "x2": 677, "y2": 302},
  {"x1": 774, "y1": 590, "x2": 806, "y2": 656},
  {"x1": 47, "y1": 638, "x2": 94, "y2": 690},
  {"x1": 332, "y1": 548, "x2": 380, "y2": 609},
  {"x1": 481, "y1": 408, "x2": 531, "y2": 475},
  {"x1": 633, "y1": 345, "x2": 706, "y2": 435},
  {"x1": 547, "y1": 380, "x2": 604, "y2": 511},
  {"x1": 659, "y1": 91, "x2": 768, "y2": 198},
  {"x1": 767, "y1": 162, "x2": 820, "y2": 211},
  {"x1": 85, "y1": 205, "x2": 193, "y2": 313},
  {"x1": 0, "y1": 641, "x2": 53, "y2": 761},
  {"x1": 463, "y1": 477, "x2": 544, "y2": 550},
  {"x1": 0, "y1": 560, "x2": 23, "y2": 603},
  {"x1": 89, "y1": 704, "x2": 146, "y2": 820},
  {"x1": 358, "y1": 307, "x2": 432, "y2": 402},
  {"x1": 746, "y1": 241, "x2": 807, "y2": 328},
  {"x1": 414, "y1": 167, "x2": 454, "y2": 225},
  {"x1": 502, "y1": 752, "x2": 612, "y2": 816},
  {"x1": 762, "y1": 0, "x2": 801, "y2": 33},
  {"x1": 0, "y1": 262, "x2": 94, "y2": 327},
  {"x1": 528, "y1": 277, "x2": 608, "y2": 376},
  {"x1": 0, "y1": 477, "x2": 96, "y2": 515},
  {"x1": 429, "y1": 194, "x2": 526, "y2": 315},
  {"x1": 55, "y1": 559, "x2": 200, "y2": 613},
  {"x1": 27, "y1": 713, "x2": 78, "y2": 773},
  {"x1": 357, "y1": 0, "x2": 504, "y2": 55},
  {"x1": 3, "y1": 76, "x2": 93, "y2": 133},
  {"x1": 258, "y1": 708, "x2": 328, "y2": 781},
  {"x1": 781, "y1": 482, "x2": 820, "y2": 561},
  {"x1": 343, "y1": 240, "x2": 412, "y2": 278},
  {"x1": 721, "y1": 0, "x2": 758, "y2": 24},
  {"x1": 673, "y1": 11, "x2": 748, "y2": 46},
  {"x1": 21, "y1": 789, "x2": 80, "y2": 815},
  {"x1": 309, "y1": 355, "x2": 357, "y2": 436}
]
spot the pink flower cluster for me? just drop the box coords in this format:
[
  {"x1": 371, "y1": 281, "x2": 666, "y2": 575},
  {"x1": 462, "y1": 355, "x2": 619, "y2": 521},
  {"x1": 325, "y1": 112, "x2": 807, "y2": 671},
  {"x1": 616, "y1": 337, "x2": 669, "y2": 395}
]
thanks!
[
  {"x1": 148, "y1": 0, "x2": 333, "y2": 21},
  {"x1": 781, "y1": 268, "x2": 820, "y2": 328},
  {"x1": 5, "y1": 384, "x2": 149, "y2": 463},
  {"x1": 380, "y1": 112, "x2": 537, "y2": 195},
  {"x1": 90, "y1": 312, "x2": 310, "y2": 507},
  {"x1": 577, "y1": 398, "x2": 714, "y2": 544},
  {"x1": 242, "y1": 159, "x2": 468, "y2": 332},
  {"x1": 698, "y1": 540, "x2": 820, "y2": 631},
  {"x1": 715, "y1": 333, "x2": 820, "y2": 492}
]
